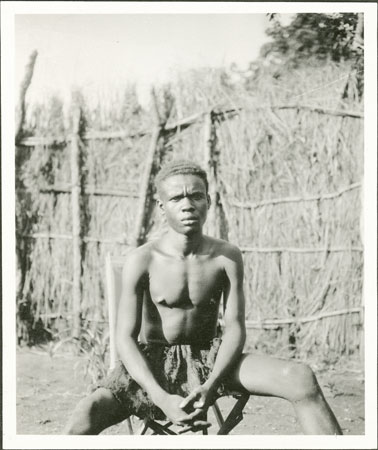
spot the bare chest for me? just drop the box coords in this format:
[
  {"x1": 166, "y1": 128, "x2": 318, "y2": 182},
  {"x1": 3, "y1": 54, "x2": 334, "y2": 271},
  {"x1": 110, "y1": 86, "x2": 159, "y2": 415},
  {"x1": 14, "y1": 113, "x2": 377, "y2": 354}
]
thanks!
[{"x1": 148, "y1": 256, "x2": 224, "y2": 308}]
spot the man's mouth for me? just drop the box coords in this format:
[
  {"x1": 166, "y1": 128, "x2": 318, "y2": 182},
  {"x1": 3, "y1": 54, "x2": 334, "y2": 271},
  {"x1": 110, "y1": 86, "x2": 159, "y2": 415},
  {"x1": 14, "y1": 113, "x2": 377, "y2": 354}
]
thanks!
[{"x1": 181, "y1": 217, "x2": 198, "y2": 223}]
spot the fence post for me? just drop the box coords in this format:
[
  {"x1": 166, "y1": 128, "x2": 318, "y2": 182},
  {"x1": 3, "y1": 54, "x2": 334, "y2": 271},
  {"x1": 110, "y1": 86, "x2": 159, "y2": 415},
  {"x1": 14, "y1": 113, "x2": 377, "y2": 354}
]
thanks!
[
  {"x1": 15, "y1": 50, "x2": 38, "y2": 311},
  {"x1": 15, "y1": 50, "x2": 38, "y2": 144},
  {"x1": 71, "y1": 107, "x2": 83, "y2": 340},
  {"x1": 133, "y1": 91, "x2": 166, "y2": 247}
]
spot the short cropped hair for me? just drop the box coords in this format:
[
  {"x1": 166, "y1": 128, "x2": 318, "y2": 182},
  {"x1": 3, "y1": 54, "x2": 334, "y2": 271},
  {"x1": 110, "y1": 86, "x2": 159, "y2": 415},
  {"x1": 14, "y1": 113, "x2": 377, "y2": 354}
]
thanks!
[{"x1": 155, "y1": 160, "x2": 209, "y2": 197}]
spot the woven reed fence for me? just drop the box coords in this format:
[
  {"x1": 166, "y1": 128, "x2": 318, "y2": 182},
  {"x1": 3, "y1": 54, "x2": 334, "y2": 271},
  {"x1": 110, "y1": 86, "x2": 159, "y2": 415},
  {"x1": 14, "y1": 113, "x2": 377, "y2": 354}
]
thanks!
[{"x1": 15, "y1": 63, "x2": 363, "y2": 361}]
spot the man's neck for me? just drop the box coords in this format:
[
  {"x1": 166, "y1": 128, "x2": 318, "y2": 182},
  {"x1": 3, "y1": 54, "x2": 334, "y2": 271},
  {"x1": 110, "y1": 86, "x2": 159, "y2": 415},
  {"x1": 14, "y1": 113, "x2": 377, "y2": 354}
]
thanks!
[{"x1": 164, "y1": 229, "x2": 204, "y2": 257}]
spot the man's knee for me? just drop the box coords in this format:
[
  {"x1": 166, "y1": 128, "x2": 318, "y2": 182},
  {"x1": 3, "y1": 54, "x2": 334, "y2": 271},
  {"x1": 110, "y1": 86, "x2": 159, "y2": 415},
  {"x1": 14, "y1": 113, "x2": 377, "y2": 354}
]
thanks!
[
  {"x1": 283, "y1": 362, "x2": 320, "y2": 403},
  {"x1": 86, "y1": 389, "x2": 104, "y2": 419},
  {"x1": 66, "y1": 388, "x2": 114, "y2": 434}
]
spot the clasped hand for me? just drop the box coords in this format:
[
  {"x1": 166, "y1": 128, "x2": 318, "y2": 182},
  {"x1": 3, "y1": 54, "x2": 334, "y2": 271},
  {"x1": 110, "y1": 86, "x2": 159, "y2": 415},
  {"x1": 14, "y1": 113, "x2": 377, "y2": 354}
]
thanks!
[{"x1": 159, "y1": 384, "x2": 215, "y2": 433}]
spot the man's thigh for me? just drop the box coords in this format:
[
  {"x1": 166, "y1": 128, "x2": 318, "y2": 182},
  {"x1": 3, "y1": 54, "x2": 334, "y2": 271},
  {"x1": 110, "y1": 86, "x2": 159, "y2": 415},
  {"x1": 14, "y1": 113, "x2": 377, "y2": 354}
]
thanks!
[{"x1": 226, "y1": 353, "x2": 310, "y2": 400}]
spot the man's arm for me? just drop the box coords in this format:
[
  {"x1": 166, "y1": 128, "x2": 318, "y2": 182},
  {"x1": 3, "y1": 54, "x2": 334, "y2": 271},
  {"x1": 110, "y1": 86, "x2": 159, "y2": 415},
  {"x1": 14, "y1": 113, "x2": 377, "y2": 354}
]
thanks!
[
  {"x1": 115, "y1": 248, "x2": 167, "y2": 406},
  {"x1": 205, "y1": 244, "x2": 246, "y2": 388},
  {"x1": 207, "y1": 246, "x2": 246, "y2": 387},
  {"x1": 179, "y1": 244, "x2": 246, "y2": 414},
  {"x1": 116, "y1": 247, "x2": 209, "y2": 427}
]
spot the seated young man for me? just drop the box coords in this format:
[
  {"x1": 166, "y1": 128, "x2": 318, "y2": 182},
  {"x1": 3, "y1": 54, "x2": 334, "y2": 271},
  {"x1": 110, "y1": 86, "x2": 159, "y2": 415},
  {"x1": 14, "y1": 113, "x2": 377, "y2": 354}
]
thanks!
[{"x1": 65, "y1": 160, "x2": 342, "y2": 435}]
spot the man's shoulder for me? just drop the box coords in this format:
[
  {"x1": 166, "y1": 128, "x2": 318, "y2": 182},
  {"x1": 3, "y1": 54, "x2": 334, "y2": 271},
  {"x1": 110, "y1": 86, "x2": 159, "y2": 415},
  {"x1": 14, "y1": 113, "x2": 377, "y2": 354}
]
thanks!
[
  {"x1": 123, "y1": 241, "x2": 156, "y2": 269},
  {"x1": 205, "y1": 236, "x2": 242, "y2": 259},
  {"x1": 206, "y1": 237, "x2": 244, "y2": 280}
]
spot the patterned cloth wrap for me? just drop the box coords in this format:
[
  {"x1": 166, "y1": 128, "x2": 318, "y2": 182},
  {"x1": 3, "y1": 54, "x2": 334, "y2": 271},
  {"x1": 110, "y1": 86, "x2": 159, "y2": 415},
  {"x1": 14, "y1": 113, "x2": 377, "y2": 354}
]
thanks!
[{"x1": 99, "y1": 337, "x2": 228, "y2": 420}]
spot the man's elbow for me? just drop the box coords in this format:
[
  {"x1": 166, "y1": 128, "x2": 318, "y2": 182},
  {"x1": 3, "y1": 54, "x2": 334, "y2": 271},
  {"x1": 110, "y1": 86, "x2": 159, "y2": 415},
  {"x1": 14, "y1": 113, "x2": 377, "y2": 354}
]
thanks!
[
  {"x1": 225, "y1": 321, "x2": 246, "y2": 350},
  {"x1": 115, "y1": 333, "x2": 124, "y2": 357},
  {"x1": 239, "y1": 325, "x2": 247, "y2": 351},
  {"x1": 115, "y1": 328, "x2": 135, "y2": 355},
  {"x1": 235, "y1": 318, "x2": 247, "y2": 349}
]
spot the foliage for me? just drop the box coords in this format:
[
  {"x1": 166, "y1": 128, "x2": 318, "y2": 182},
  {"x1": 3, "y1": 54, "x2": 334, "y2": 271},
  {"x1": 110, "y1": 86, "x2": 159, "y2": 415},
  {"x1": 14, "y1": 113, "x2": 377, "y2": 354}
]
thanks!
[
  {"x1": 260, "y1": 13, "x2": 363, "y2": 69},
  {"x1": 74, "y1": 326, "x2": 110, "y2": 390}
]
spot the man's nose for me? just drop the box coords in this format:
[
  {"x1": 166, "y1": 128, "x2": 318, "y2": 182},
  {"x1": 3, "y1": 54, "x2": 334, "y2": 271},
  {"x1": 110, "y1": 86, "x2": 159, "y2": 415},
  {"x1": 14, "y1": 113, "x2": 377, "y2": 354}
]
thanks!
[{"x1": 181, "y1": 197, "x2": 194, "y2": 211}]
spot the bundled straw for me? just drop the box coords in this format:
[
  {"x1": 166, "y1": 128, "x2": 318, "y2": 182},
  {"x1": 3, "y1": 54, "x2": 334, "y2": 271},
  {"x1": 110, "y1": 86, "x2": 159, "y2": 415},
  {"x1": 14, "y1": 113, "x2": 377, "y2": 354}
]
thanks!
[{"x1": 16, "y1": 63, "x2": 363, "y2": 362}]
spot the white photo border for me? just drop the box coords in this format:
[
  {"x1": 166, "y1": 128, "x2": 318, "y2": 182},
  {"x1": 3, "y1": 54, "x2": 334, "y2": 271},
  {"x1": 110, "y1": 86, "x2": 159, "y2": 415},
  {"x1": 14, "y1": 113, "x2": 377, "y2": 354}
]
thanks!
[{"x1": 2, "y1": 2, "x2": 377, "y2": 449}]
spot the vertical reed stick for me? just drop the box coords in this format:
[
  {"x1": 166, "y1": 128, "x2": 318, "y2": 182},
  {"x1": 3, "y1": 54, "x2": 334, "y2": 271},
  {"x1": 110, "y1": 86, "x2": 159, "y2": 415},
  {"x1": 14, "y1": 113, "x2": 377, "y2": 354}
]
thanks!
[
  {"x1": 203, "y1": 112, "x2": 218, "y2": 237},
  {"x1": 359, "y1": 179, "x2": 364, "y2": 363},
  {"x1": 354, "y1": 13, "x2": 364, "y2": 49},
  {"x1": 71, "y1": 108, "x2": 82, "y2": 340}
]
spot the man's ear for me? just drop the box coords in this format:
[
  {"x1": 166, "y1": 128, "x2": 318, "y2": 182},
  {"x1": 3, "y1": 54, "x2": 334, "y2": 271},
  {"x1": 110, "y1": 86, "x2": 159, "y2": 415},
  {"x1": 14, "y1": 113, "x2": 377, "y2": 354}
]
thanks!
[
  {"x1": 156, "y1": 198, "x2": 165, "y2": 214},
  {"x1": 207, "y1": 194, "x2": 211, "y2": 210}
]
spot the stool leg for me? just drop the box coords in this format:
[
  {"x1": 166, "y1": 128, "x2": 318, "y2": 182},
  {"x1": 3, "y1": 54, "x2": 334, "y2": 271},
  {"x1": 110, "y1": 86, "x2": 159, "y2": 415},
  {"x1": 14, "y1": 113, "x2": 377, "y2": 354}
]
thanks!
[
  {"x1": 126, "y1": 417, "x2": 134, "y2": 434},
  {"x1": 212, "y1": 401, "x2": 225, "y2": 427},
  {"x1": 138, "y1": 418, "x2": 149, "y2": 435},
  {"x1": 146, "y1": 419, "x2": 177, "y2": 435},
  {"x1": 217, "y1": 395, "x2": 249, "y2": 435}
]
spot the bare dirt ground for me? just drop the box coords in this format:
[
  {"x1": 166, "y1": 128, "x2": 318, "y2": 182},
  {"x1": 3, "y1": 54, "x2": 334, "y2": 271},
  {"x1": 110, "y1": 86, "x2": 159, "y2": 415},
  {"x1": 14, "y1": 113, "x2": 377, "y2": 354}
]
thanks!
[{"x1": 16, "y1": 347, "x2": 364, "y2": 435}]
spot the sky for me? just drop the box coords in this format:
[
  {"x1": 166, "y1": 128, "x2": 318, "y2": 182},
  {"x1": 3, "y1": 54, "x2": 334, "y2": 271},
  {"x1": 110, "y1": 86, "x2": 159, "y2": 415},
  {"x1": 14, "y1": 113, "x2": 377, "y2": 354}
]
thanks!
[{"x1": 15, "y1": 14, "x2": 271, "y2": 107}]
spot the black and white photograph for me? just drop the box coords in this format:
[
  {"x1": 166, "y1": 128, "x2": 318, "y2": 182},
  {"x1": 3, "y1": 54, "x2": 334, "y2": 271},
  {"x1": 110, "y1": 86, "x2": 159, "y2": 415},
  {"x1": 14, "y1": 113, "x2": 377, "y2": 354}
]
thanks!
[{"x1": 2, "y1": 2, "x2": 377, "y2": 449}]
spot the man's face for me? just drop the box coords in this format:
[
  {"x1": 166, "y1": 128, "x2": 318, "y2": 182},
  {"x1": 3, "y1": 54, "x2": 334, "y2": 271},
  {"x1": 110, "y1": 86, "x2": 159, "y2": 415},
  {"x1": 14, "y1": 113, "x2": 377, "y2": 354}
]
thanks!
[{"x1": 158, "y1": 174, "x2": 210, "y2": 235}]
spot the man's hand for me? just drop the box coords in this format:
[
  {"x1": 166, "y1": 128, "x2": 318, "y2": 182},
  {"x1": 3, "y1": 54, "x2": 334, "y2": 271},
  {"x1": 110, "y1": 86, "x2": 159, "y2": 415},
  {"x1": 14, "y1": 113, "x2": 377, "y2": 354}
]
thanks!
[
  {"x1": 157, "y1": 394, "x2": 211, "y2": 431},
  {"x1": 175, "y1": 383, "x2": 217, "y2": 432},
  {"x1": 179, "y1": 383, "x2": 216, "y2": 411},
  {"x1": 177, "y1": 409, "x2": 210, "y2": 434}
]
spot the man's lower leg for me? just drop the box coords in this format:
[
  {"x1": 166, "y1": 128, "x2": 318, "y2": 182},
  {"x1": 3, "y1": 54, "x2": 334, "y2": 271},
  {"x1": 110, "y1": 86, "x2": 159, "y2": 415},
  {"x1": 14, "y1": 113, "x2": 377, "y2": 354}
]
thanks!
[{"x1": 293, "y1": 390, "x2": 342, "y2": 435}]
